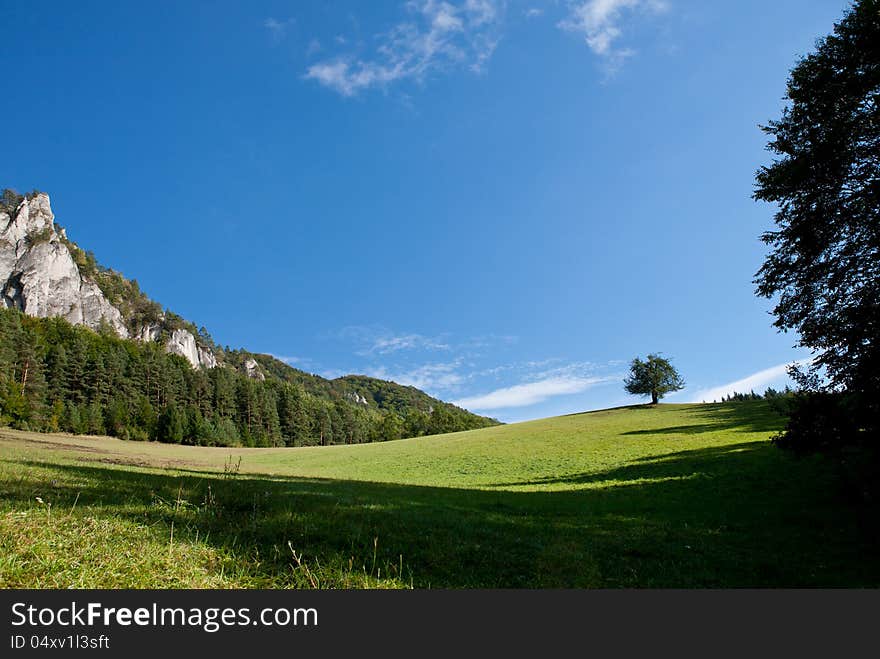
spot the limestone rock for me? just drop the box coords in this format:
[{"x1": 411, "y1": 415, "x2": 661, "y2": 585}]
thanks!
[
  {"x1": 1, "y1": 192, "x2": 219, "y2": 370},
  {"x1": 135, "y1": 321, "x2": 163, "y2": 343},
  {"x1": 244, "y1": 358, "x2": 265, "y2": 381},
  {"x1": 198, "y1": 344, "x2": 218, "y2": 369},
  {"x1": 345, "y1": 392, "x2": 369, "y2": 405},
  {"x1": 165, "y1": 328, "x2": 217, "y2": 370},
  {"x1": 0, "y1": 194, "x2": 129, "y2": 337}
]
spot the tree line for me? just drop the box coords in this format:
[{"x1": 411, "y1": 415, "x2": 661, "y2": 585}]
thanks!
[
  {"x1": 714, "y1": 387, "x2": 793, "y2": 403},
  {"x1": 0, "y1": 308, "x2": 493, "y2": 446}
]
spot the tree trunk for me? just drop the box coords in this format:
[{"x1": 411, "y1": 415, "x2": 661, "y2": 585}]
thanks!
[
  {"x1": 651, "y1": 391, "x2": 658, "y2": 405},
  {"x1": 20, "y1": 358, "x2": 29, "y2": 390}
]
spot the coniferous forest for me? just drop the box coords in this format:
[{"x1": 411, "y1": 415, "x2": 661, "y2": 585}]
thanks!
[{"x1": 0, "y1": 307, "x2": 497, "y2": 447}]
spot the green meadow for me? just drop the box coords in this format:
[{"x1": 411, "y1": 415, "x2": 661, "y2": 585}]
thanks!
[{"x1": 0, "y1": 401, "x2": 876, "y2": 588}]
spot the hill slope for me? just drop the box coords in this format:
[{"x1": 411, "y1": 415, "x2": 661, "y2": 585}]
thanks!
[{"x1": 1, "y1": 401, "x2": 876, "y2": 588}]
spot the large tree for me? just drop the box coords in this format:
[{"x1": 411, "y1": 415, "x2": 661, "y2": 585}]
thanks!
[
  {"x1": 624, "y1": 354, "x2": 684, "y2": 405},
  {"x1": 753, "y1": 0, "x2": 880, "y2": 397}
]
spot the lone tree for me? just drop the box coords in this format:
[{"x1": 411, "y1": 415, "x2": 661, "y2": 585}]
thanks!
[
  {"x1": 753, "y1": 0, "x2": 880, "y2": 398},
  {"x1": 624, "y1": 354, "x2": 684, "y2": 405}
]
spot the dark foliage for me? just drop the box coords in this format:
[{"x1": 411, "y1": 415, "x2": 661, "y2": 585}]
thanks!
[
  {"x1": 754, "y1": 0, "x2": 880, "y2": 397},
  {"x1": 772, "y1": 391, "x2": 879, "y2": 503},
  {"x1": 754, "y1": 2, "x2": 880, "y2": 498},
  {"x1": 772, "y1": 392, "x2": 860, "y2": 454},
  {"x1": 1, "y1": 188, "x2": 44, "y2": 217}
]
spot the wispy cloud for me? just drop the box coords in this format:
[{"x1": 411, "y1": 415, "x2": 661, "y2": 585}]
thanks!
[
  {"x1": 264, "y1": 17, "x2": 295, "y2": 43},
  {"x1": 368, "y1": 333, "x2": 451, "y2": 355},
  {"x1": 369, "y1": 361, "x2": 466, "y2": 392},
  {"x1": 558, "y1": 0, "x2": 668, "y2": 73},
  {"x1": 305, "y1": 0, "x2": 504, "y2": 96},
  {"x1": 452, "y1": 359, "x2": 620, "y2": 411},
  {"x1": 330, "y1": 323, "x2": 624, "y2": 409},
  {"x1": 335, "y1": 326, "x2": 452, "y2": 356},
  {"x1": 524, "y1": 8, "x2": 544, "y2": 18},
  {"x1": 453, "y1": 374, "x2": 614, "y2": 410},
  {"x1": 685, "y1": 360, "x2": 811, "y2": 403}
]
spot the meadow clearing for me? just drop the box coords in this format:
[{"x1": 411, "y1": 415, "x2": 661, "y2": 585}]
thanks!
[{"x1": 0, "y1": 401, "x2": 876, "y2": 588}]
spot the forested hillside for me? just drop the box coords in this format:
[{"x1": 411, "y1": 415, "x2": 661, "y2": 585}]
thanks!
[{"x1": 0, "y1": 308, "x2": 497, "y2": 447}]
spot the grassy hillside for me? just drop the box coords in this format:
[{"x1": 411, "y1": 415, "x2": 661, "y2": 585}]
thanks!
[{"x1": 0, "y1": 401, "x2": 876, "y2": 588}]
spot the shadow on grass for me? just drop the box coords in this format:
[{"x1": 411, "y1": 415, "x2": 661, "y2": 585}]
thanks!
[
  {"x1": 620, "y1": 403, "x2": 786, "y2": 436},
  {"x1": 489, "y1": 441, "x2": 762, "y2": 487},
  {"x1": 1, "y1": 437, "x2": 877, "y2": 588},
  {"x1": 560, "y1": 405, "x2": 653, "y2": 417}
]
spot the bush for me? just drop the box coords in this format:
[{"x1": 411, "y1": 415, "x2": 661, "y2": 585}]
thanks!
[
  {"x1": 212, "y1": 416, "x2": 240, "y2": 447},
  {"x1": 1, "y1": 189, "x2": 24, "y2": 216},
  {"x1": 126, "y1": 426, "x2": 150, "y2": 442},
  {"x1": 25, "y1": 227, "x2": 54, "y2": 246},
  {"x1": 771, "y1": 392, "x2": 859, "y2": 455},
  {"x1": 773, "y1": 392, "x2": 879, "y2": 503}
]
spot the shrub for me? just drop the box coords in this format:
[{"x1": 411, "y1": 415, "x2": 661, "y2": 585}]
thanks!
[{"x1": 773, "y1": 392, "x2": 879, "y2": 504}]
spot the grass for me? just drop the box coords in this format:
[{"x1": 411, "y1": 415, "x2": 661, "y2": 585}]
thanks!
[{"x1": 0, "y1": 401, "x2": 876, "y2": 588}]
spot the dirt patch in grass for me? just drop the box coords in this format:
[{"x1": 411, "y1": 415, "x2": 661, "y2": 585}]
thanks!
[
  {"x1": 92, "y1": 455, "x2": 212, "y2": 470},
  {"x1": 0, "y1": 436, "x2": 111, "y2": 454},
  {"x1": 0, "y1": 434, "x2": 214, "y2": 472}
]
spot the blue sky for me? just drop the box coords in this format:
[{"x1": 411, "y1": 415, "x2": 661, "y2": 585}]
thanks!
[{"x1": 0, "y1": 1, "x2": 849, "y2": 422}]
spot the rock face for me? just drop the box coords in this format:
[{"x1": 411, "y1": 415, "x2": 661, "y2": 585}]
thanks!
[
  {"x1": 0, "y1": 194, "x2": 129, "y2": 337},
  {"x1": 0, "y1": 193, "x2": 218, "y2": 370},
  {"x1": 166, "y1": 329, "x2": 218, "y2": 370},
  {"x1": 198, "y1": 345, "x2": 218, "y2": 369},
  {"x1": 132, "y1": 314, "x2": 165, "y2": 343},
  {"x1": 346, "y1": 392, "x2": 369, "y2": 405},
  {"x1": 244, "y1": 358, "x2": 265, "y2": 381}
]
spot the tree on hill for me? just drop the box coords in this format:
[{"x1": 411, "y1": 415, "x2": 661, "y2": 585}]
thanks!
[
  {"x1": 754, "y1": 0, "x2": 879, "y2": 399},
  {"x1": 624, "y1": 354, "x2": 684, "y2": 405},
  {"x1": 753, "y1": 0, "x2": 880, "y2": 471}
]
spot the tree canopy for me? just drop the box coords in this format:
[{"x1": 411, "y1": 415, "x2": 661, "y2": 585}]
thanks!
[
  {"x1": 623, "y1": 354, "x2": 684, "y2": 405},
  {"x1": 753, "y1": 0, "x2": 880, "y2": 397},
  {"x1": 754, "y1": 1, "x2": 879, "y2": 494}
]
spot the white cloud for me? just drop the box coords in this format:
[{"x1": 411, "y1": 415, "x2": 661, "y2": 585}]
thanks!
[
  {"x1": 453, "y1": 375, "x2": 613, "y2": 410},
  {"x1": 264, "y1": 17, "x2": 294, "y2": 43},
  {"x1": 335, "y1": 326, "x2": 520, "y2": 361},
  {"x1": 368, "y1": 333, "x2": 451, "y2": 355},
  {"x1": 332, "y1": 323, "x2": 624, "y2": 408},
  {"x1": 685, "y1": 360, "x2": 811, "y2": 403},
  {"x1": 524, "y1": 8, "x2": 544, "y2": 18},
  {"x1": 369, "y1": 362, "x2": 465, "y2": 392},
  {"x1": 337, "y1": 326, "x2": 451, "y2": 355},
  {"x1": 558, "y1": 0, "x2": 667, "y2": 72},
  {"x1": 305, "y1": 0, "x2": 504, "y2": 95}
]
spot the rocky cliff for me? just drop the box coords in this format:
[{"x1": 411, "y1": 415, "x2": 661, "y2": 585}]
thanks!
[
  {"x1": 167, "y1": 328, "x2": 218, "y2": 369},
  {"x1": 0, "y1": 193, "x2": 217, "y2": 370}
]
